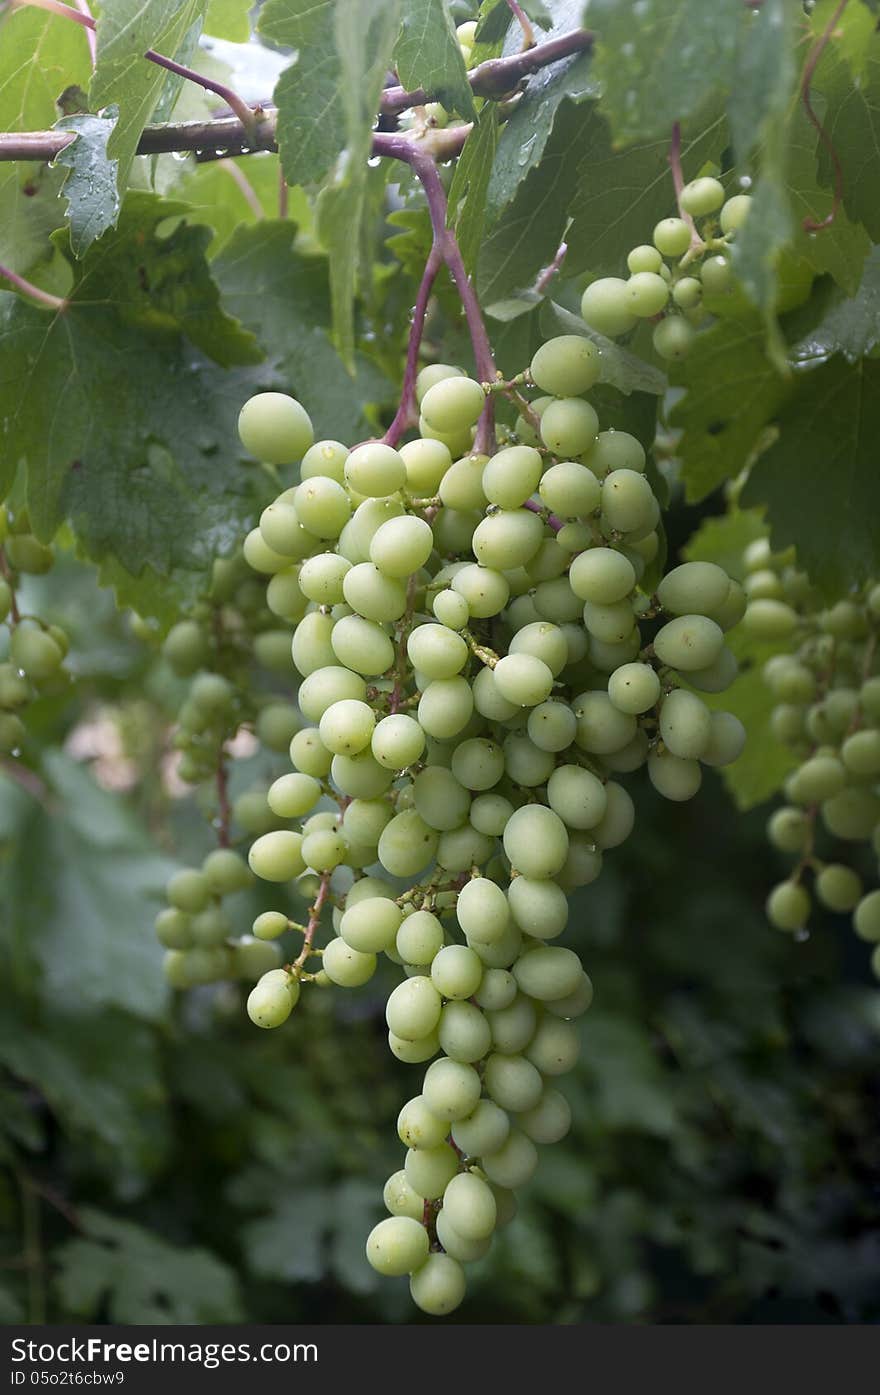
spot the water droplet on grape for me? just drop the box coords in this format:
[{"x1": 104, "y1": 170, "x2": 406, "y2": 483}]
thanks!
[{"x1": 793, "y1": 928, "x2": 810, "y2": 943}]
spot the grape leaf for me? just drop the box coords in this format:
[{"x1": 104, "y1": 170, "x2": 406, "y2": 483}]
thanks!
[
  {"x1": 540, "y1": 300, "x2": 666, "y2": 396},
  {"x1": 55, "y1": 1209, "x2": 243, "y2": 1322},
  {"x1": 53, "y1": 110, "x2": 121, "y2": 257},
  {"x1": 211, "y1": 222, "x2": 393, "y2": 441},
  {"x1": 741, "y1": 356, "x2": 880, "y2": 596},
  {"x1": 811, "y1": 0, "x2": 880, "y2": 240},
  {"x1": 0, "y1": 7, "x2": 91, "y2": 274},
  {"x1": 728, "y1": 0, "x2": 794, "y2": 162},
  {"x1": 259, "y1": 0, "x2": 345, "y2": 188},
  {"x1": 90, "y1": 0, "x2": 208, "y2": 197},
  {"x1": 0, "y1": 196, "x2": 271, "y2": 594},
  {"x1": 791, "y1": 247, "x2": 880, "y2": 366},
  {"x1": 785, "y1": 106, "x2": 870, "y2": 297},
  {"x1": 205, "y1": 0, "x2": 253, "y2": 41},
  {"x1": 587, "y1": 0, "x2": 742, "y2": 146},
  {"x1": 669, "y1": 310, "x2": 794, "y2": 500},
  {"x1": 394, "y1": 0, "x2": 475, "y2": 118},
  {"x1": 565, "y1": 109, "x2": 727, "y2": 277},
  {"x1": 447, "y1": 103, "x2": 499, "y2": 277}
]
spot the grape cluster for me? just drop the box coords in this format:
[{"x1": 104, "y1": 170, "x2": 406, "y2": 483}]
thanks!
[
  {"x1": 580, "y1": 176, "x2": 752, "y2": 361},
  {"x1": 0, "y1": 506, "x2": 70, "y2": 754},
  {"x1": 220, "y1": 347, "x2": 745, "y2": 1312},
  {"x1": 741, "y1": 541, "x2": 880, "y2": 971}
]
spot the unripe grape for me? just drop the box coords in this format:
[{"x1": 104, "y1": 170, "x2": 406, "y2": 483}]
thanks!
[
  {"x1": 608, "y1": 661, "x2": 660, "y2": 714},
  {"x1": 340, "y1": 896, "x2": 401, "y2": 953},
  {"x1": 293, "y1": 476, "x2": 350, "y2": 538},
  {"x1": 246, "y1": 973, "x2": 297, "y2": 1028},
  {"x1": 540, "y1": 398, "x2": 599, "y2": 456},
  {"x1": 418, "y1": 677, "x2": 474, "y2": 739},
  {"x1": 627, "y1": 244, "x2": 663, "y2": 274},
  {"x1": 298, "y1": 665, "x2": 366, "y2": 722},
  {"x1": 387, "y1": 974, "x2": 443, "y2": 1040},
  {"x1": 248, "y1": 830, "x2": 305, "y2": 882},
  {"x1": 686, "y1": 645, "x2": 739, "y2": 693},
  {"x1": 653, "y1": 615, "x2": 724, "y2": 671},
  {"x1": 790, "y1": 754, "x2": 846, "y2": 804},
  {"x1": 701, "y1": 710, "x2": 747, "y2": 767},
  {"x1": 202, "y1": 848, "x2": 253, "y2": 896},
  {"x1": 437, "y1": 824, "x2": 495, "y2": 874},
  {"x1": 253, "y1": 911, "x2": 289, "y2": 941},
  {"x1": 409, "y1": 1254, "x2": 466, "y2": 1316},
  {"x1": 659, "y1": 688, "x2": 712, "y2": 759},
  {"x1": 372, "y1": 713, "x2": 426, "y2": 769},
  {"x1": 586, "y1": 429, "x2": 647, "y2": 477},
  {"x1": 384, "y1": 1170, "x2": 425, "y2": 1221},
  {"x1": 322, "y1": 935, "x2": 377, "y2": 986},
  {"x1": 815, "y1": 864, "x2": 862, "y2": 913},
  {"x1": 238, "y1": 392, "x2": 314, "y2": 464},
  {"x1": 470, "y1": 792, "x2": 515, "y2": 836},
  {"x1": 300, "y1": 827, "x2": 346, "y2": 871},
  {"x1": 318, "y1": 698, "x2": 375, "y2": 755},
  {"x1": 292, "y1": 610, "x2": 336, "y2": 675},
  {"x1": 503, "y1": 805, "x2": 569, "y2": 878},
  {"x1": 700, "y1": 255, "x2": 733, "y2": 295},
  {"x1": 451, "y1": 1099, "x2": 511, "y2": 1157},
  {"x1": 332, "y1": 749, "x2": 394, "y2": 799},
  {"x1": 482, "y1": 445, "x2": 543, "y2": 509},
  {"x1": 657, "y1": 561, "x2": 732, "y2": 618},
  {"x1": 507, "y1": 877, "x2": 569, "y2": 939},
  {"x1": 421, "y1": 376, "x2": 485, "y2": 433},
  {"x1": 653, "y1": 218, "x2": 691, "y2": 256},
  {"x1": 233, "y1": 937, "x2": 283, "y2": 980},
  {"x1": 626, "y1": 271, "x2": 669, "y2": 317},
  {"x1": 163, "y1": 620, "x2": 210, "y2": 676},
  {"x1": 743, "y1": 599, "x2": 799, "y2": 640},
  {"x1": 232, "y1": 786, "x2": 280, "y2": 835},
  {"x1": 841, "y1": 729, "x2": 880, "y2": 776},
  {"x1": 300, "y1": 438, "x2": 348, "y2": 481},
  {"x1": 366, "y1": 1216, "x2": 430, "y2": 1277},
  {"x1": 166, "y1": 868, "x2": 210, "y2": 913},
  {"x1": 370, "y1": 514, "x2": 434, "y2": 578},
  {"x1": 768, "y1": 806, "x2": 809, "y2": 853},
  {"x1": 513, "y1": 945, "x2": 582, "y2": 1001},
  {"x1": 450, "y1": 737, "x2": 505, "y2": 791},
  {"x1": 398, "y1": 1095, "x2": 450, "y2": 1150},
  {"x1": 431, "y1": 944, "x2": 483, "y2": 1000},
  {"x1": 256, "y1": 702, "x2": 301, "y2": 751},
  {"x1": 672, "y1": 276, "x2": 702, "y2": 309},
  {"x1": 407, "y1": 622, "x2": 468, "y2": 678},
  {"x1": 298, "y1": 552, "x2": 351, "y2": 604},
  {"x1": 480, "y1": 1128, "x2": 538, "y2": 1188},
  {"x1": 766, "y1": 880, "x2": 810, "y2": 932},
  {"x1": 547, "y1": 765, "x2": 607, "y2": 830},
  {"x1": 539, "y1": 461, "x2": 601, "y2": 516},
  {"x1": 530, "y1": 335, "x2": 601, "y2": 396},
  {"x1": 720, "y1": 193, "x2": 752, "y2": 233},
  {"x1": 416, "y1": 363, "x2": 465, "y2": 403},
  {"x1": 442, "y1": 1171, "x2": 497, "y2": 1240},
  {"x1": 438, "y1": 454, "x2": 487, "y2": 511},
  {"x1": 569, "y1": 547, "x2": 636, "y2": 604},
  {"x1": 389, "y1": 1030, "x2": 441, "y2": 1064},
  {"x1": 680, "y1": 176, "x2": 724, "y2": 216},
  {"x1": 573, "y1": 690, "x2": 637, "y2": 754},
  {"x1": 434, "y1": 1211, "x2": 491, "y2": 1264},
  {"x1": 503, "y1": 731, "x2": 555, "y2": 787},
  {"x1": 648, "y1": 751, "x2": 702, "y2": 801},
  {"x1": 450, "y1": 562, "x2": 510, "y2": 618},
  {"x1": 822, "y1": 787, "x2": 880, "y2": 840},
  {"x1": 580, "y1": 277, "x2": 637, "y2": 337},
  {"x1": 456, "y1": 877, "x2": 510, "y2": 943},
  {"x1": 10, "y1": 623, "x2": 63, "y2": 681},
  {"x1": 290, "y1": 728, "x2": 333, "y2": 778},
  {"x1": 853, "y1": 890, "x2": 880, "y2": 942},
  {"x1": 414, "y1": 766, "x2": 471, "y2": 831},
  {"x1": 331, "y1": 613, "x2": 395, "y2": 676},
  {"x1": 525, "y1": 1016, "x2": 581, "y2": 1075},
  {"x1": 438, "y1": 1001, "x2": 492, "y2": 1063},
  {"x1": 601, "y1": 469, "x2": 657, "y2": 534},
  {"x1": 472, "y1": 509, "x2": 544, "y2": 570},
  {"x1": 653, "y1": 315, "x2": 695, "y2": 360},
  {"x1": 545, "y1": 970, "x2": 594, "y2": 1018},
  {"x1": 516, "y1": 1087, "x2": 571, "y2": 1144},
  {"x1": 527, "y1": 699, "x2": 578, "y2": 752},
  {"x1": 493, "y1": 653, "x2": 554, "y2": 707},
  {"x1": 423, "y1": 1057, "x2": 482, "y2": 1120},
  {"x1": 433, "y1": 588, "x2": 469, "y2": 629},
  {"x1": 484, "y1": 1052, "x2": 543, "y2": 1112},
  {"x1": 155, "y1": 907, "x2": 192, "y2": 950},
  {"x1": 344, "y1": 442, "x2": 406, "y2": 498}
]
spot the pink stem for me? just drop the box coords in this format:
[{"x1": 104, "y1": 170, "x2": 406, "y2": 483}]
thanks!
[
  {"x1": 0, "y1": 263, "x2": 65, "y2": 310},
  {"x1": 218, "y1": 158, "x2": 263, "y2": 218},
  {"x1": 667, "y1": 121, "x2": 701, "y2": 252},
  {"x1": 72, "y1": 0, "x2": 96, "y2": 66},
  {"x1": 383, "y1": 243, "x2": 443, "y2": 447},
  {"x1": 800, "y1": 0, "x2": 849, "y2": 232},
  {"x1": 524, "y1": 497, "x2": 563, "y2": 533},
  {"x1": 506, "y1": 0, "x2": 535, "y2": 50},
  {"x1": 533, "y1": 241, "x2": 568, "y2": 295},
  {"x1": 292, "y1": 872, "x2": 331, "y2": 974}
]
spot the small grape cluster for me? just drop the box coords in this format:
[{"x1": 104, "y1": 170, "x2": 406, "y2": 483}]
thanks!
[
  {"x1": 0, "y1": 506, "x2": 70, "y2": 754},
  {"x1": 580, "y1": 176, "x2": 752, "y2": 361},
  {"x1": 213, "y1": 337, "x2": 747, "y2": 1312},
  {"x1": 741, "y1": 541, "x2": 880, "y2": 971}
]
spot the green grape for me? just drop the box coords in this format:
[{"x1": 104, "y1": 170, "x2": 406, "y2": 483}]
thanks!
[
  {"x1": 742, "y1": 599, "x2": 799, "y2": 640},
  {"x1": 768, "y1": 806, "x2": 810, "y2": 853},
  {"x1": 433, "y1": 588, "x2": 470, "y2": 629},
  {"x1": 233, "y1": 937, "x2": 283, "y2": 980},
  {"x1": 701, "y1": 710, "x2": 747, "y2": 766},
  {"x1": 418, "y1": 677, "x2": 474, "y2": 740},
  {"x1": 368, "y1": 515, "x2": 434, "y2": 579},
  {"x1": 569, "y1": 547, "x2": 636, "y2": 604},
  {"x1": 166, "y1": 868, "x2": 210, "y2": 913},
  {"x1": 290, "y1": 728, "x2": 333, "y2": 778},
  {"x1": 440, "y1": 825, "x2": 497, "y2": 874},
  {"x1": 527, "y1": 699, "x2": 577, "y2": 753},
  {"x1": 293, "y1": 476, "x2": 351, "y2": 539},
  {"x1": 201, "y1": 848, "x2": 252, "y2": 896},
  {"x1": 386, "y1": 974, "x2": 443, "y2": 1040},
  {"x1": 300, "y1": 438, "x2": 349, "y2": 481},
  {"x1": 389, "y1": 1029, "x2": 441, "y2": 1064},
  {"x1": 653, "y1": 218, "x2": 691, "y2": 256},
  {"x1": 672, "y1": 276, "x2": 702, "y2": 310},
  {"x1": 409, "y1": 1254, "x2": 466, "y2": 1316},
  {"x1": 540, "y1": 398, "x2": 600, "y2": 456},
  {"x1": 503, "y1": 804, "x2": 569, "y2": 878},
  {"x1": 822, "y1": 788, "x2": 880, "y2": 841},
  {"x1": 292, "y1": 611, "x2": 336, "y2": 676},
  {"x1": 246, "y1": 973, "x2": 297, "y2": 1029},
  {"x1": 530, "y1": 335, "x2": 601, "y2": 397},
  {"x1": 815, "y1": 864, "x2": 862, "y2": 913},
  {"x1": 322, "y1": 935, "x2": 377, "y2": 986},
  {"x1": 481, "y1": 1129, "x2": 538, "y2": 1188},
  {"x1": 9, "y1": 623, "x2": 63, "y2": 681},
  {"x1": 790, "y1": 754, "x2": 846, "y2": 804},
  {"x1": 841, "y1": 729, "x2": 880, "y2": 776},
  {"x1": 422, "y1": 1057, "x2": 482, "y2": 1121},
  {"x1": 593, "y1": 781, "x2": 636, "y2": 850},
  {"x1": 232, "y1": 786, "x2": 281, "y2": 835},
  {"x1": 442, "y1": 1171, "x2": 497, "y2": 1240},
  {"x1": 259, "y1": 505, "x2": 320, "y2": 563},
  {"x1": 573, "y1": 690, "x2": 637, "y2": 754},
  {"x1": 265, "y1": 773, "x2": 320, "y2": 819},
  {"x1": 255, "y1": 702, "x2": 301, "y2": 752},
  {"x1": 343, "y1": 498, "x2": 406, "y2": 562},
  {"x1": 438, "y1": 1001, "x2": 492, "y2": 1064},
  {"x1": 301, "y1": 826, "x2": 346, "y2": 871},
  {"x1": 507, "y1": 877, "x2": 568, "y2": 940},
  {"x1": 340, "y1": 896, "x2": 401, "y2": 953},
  {"x1": 398, "y1": 1095, "x2": 450, "y2": 1150},
  {"x1": 438, "y1": 454, "x2": 488, "y2": 511},
  {"x1": 472, "y1": 508, "x2": 544, "y2": 570},
  {"x1": 586, "y1": 429, "x2": 647, "y2": 477},
  {"x1": 657, "y1": 562, "x2": 731, "y2": 618},
  {"x1": 318, "y1": 698, "x2": 375, "y2": 755},
  {"x1": 512, "y1": 945, "x2": 582, "y2": 1001},
  {"x1": 450, "y1": 563, "x2": 510, "y2": 618},
  {"x1": 163, "y1": 620, "x2": 209, "y2": 676},
  {"x1": 580, "y1": 277, "x2": 638, "y2": 337},
  {"x1": 468, "y1": 920, "x2": 523, "y2": 970},
  {"x1": 421, "y1": 376, "x2": 485, "y2": 434},
  {"x1": 266, "y1": 568, "x2": 308, "y2": 622},
  {"x1": 482, "y1": 446, "x2": 543, "y2": 509},
  {"x1": 342, "y1": 797, "x2": 393, "y2": 846},
  {"x1": 720, "y1": 193, "x2": 752, "y2": 233},
  {"x1": 583, "y1": 599, "x2": 636, "y2": 644},
  {"x1": 545, "y1": 971, "x2": 593, "y2": 1019},
  {"x1": 298, "y1": 553, "x2": 351, "y2": 605},
  {"x1": 413, "y1": 767, "x2": 471, "y2": 832},
  {"x1": 473, "y1": 970, "x2": 517, "y2": 1013},
  {"x1": 648, "y1": 751, "x2": 702, "y2": 801},
  {"x1": 416, "y1": 363, "x2": 466, "y2": 403},
  {"x1": 860, "y1": 675, "x2": 880, "y2": 719},
  {"x1": 4, "y1": 535, "x2": 53, "y2": 574},
  {"x1": 451, "y1": 1099, "x2": 510, "y2": 1157},
  {"x1": 254, "y1": 629, "x2": 294, "y2": 675},
  {"x1": 0, "y1": 664, "x2": 31, "y2": 710},
  {"x1": 407, "y1": 623, "x2": 468, "y2": 679},
  {"x1": 659, "y1": 688, "x2": 712, "y2": 759},
  {"x1": 384, "y1": 1169, "x2": 424, "y2": 1221},
  {"x1": 372, "y1": 713, "x2": 426, "y2": 769},
  {"x1": 470, "y1": 792, "x2": 515, "y2": 836},
  {"x1": 243, "y1": 528, "x2": 290, "y2": 574},
  {"x1": 680, "y1": 176, "x2": 724, "y2": 216},
  {"x1": 653, "y1": 615, "x2": 724, "y2": 672},
  {"x1": 492, "y1": 653, "x2": 554, "y2": 708},
  {"x1": 686, "y1": 645, "x2": 739, "y2": 693},
  {"x1": 344, "y1": 442, "x2": 406, "y2": 498},
  {"x1": 626, "y1": 271, "x2": 669, "y2": 317},
  {"x1": 332, "y1": 749, "x2": 395, "y2": 799},
  {"x1": 516, "y1": 1087, "x2": 571, "y2": 1144},
  {"x1": 238, "y1": 392, "x2": 313, "y2": 464},
  {"x1": 434, "y1": 1211, "x2": 491, "y2": 1263},
  {"x1": 853, "y1": 890, "x2": 880, "y2": 942},
  {"x1": 700, "y1": 254, "x2": 733, "y2": 295},
  {"x1": 396, "y1": 910, "x2": 445, "y2": 966},
  {"x1": 253, "y1": 911, "x2": 289, "y2": 941},
  {"x1": 431, "y1": 944, "x2": 483, "y2": 1000},
  {"x1": 502, "y1": 731, "x2": 555, "y2": 787},
  {"x1": 538, "y1": 461, "x2": 601, "y2": 516},
  {"x1": 298, "y1": 666, "x2": 365, "y2": 722},
  {"x1": 456, "y1": 876, "x2": 510, "y2": 943},
  {"x1": 331, "y1": 614, "x2": 395, "y2": 676},
  {"x1": 653, "y1": 315, "x2": 695, "y2": 360},
  {"x1": 405, "y1": 1142, "x2": 460, "y2": 1200},
  {"x1": 155, "y1": 907, "x2": 192, "y2": 950},
  {"x1": 487, "y1": 994, "x2": 537, "y2": 1053},
  {"x1": 547, "y1": 765, "x2": 607, "y2": 830},
  {"x1": 766, "y1": 880, "x2": 810, "y2": 932},
  {"x1": 248, "y1": 830, "x2": 305, "y2": 882},
  {"x1": 484, "y1": 1053, "x2": 543, "y2": 1113},
  {"x1": 401, "y1": 437, "x2": 452, "y2": 493},
  {"x1": 627, "y1": 244, "x2": 663, "y2": 274},
  {"x1": 525, "y1": 1016, "x2": 580, "y2": 1076},
  {"x1": 450, "y1": 738, "x2": 504, "y2": 792},
  {"x1": 366, "y1": 1216, "x2": 429, "y2": 1277},
  {"x1": 607, "y1": 661, "x2": 660, "y2": 714}
]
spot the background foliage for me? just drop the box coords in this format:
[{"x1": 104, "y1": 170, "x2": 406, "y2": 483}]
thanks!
[{"x1": 0, "y1": 0, "x2": 879, "y2": 1324}]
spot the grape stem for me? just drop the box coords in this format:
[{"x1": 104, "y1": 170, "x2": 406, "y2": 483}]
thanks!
[
  {"x1": 0, "y1": 756, "x2": 51, "y2": 803},
  {"x1": 506, "y1": 0, "x2": 536, "y2": 51},
  {"x1": 667, "y1": 122, "x2": 703, "y2": 255},
  {"x1": 379, "y1": 29, "x2": 592, "y2": 113},
  {"x1": 72, "y1": 0, "x2": 96, "y2": 68},
  {"x1": 14, "y1": 0, "x2": 260, "y2": 143},
  {"x1": 523, "y1": 497, "x2": 564, "y2": 533},
  {"x1": 217, "y1": 159, "x2": 264, "y2": 220},
  {"x1": 0, "y1": 263, "x2": 66, "y2": 311},
  {"x1": 291, "y1": 871, "x2": 332, "y2": 977},
  {"x1": 799, "y1": 0, "x2": 850, "y2": 233},
  {"x1": 215, "y1": 756, "x2": 231, "y2": 848},
  {"x1": 532, "y1": 241, "x2": 568, "y2": 295},
  {"x1": 390, "y1": 574, "x2": 420, "y2": 714},
  {"x1": 383, "y1": 244, "x2": 443, "y2": 447},
  {"x1": 0, "y1": 549, "x2": 22, "y2": 625}
]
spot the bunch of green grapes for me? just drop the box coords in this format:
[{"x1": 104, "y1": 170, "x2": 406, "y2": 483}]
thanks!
[
  {"x1": 0, "y1": 505, "x2": 70, "y2": 754},
  {"x1": 212, "y1": 356, "x2": 746, "y2": 1315},
  {"x1": 580, "y1": 176, "x2": 752, "y2": 361},
  {"x1": 741, "y1": 541, "x2": 880, "y2": 972}
]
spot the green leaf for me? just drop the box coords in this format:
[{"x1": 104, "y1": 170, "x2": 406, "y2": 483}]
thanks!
[
  {"x1": 394, "y1": 0, "x2": 475, "y2": 118},
  {"x1": 669, "y1": 309, "x2": 794, "y2": 500},
  {"x1": 211, "y1": 222, "x2": 393, "y2": 441},
  {"x1": 741, "y1": 356, "x2": 880, "y2": 596},
  {"x1": 0, "y1": 195, "x2": 270, "y2": 593},
  {"x1": 540, "y1": 300, "x2": 666, "y2": 396},
  {"x1": 566, "y1": 109, "x2": 727, "y2": 277},
  {"x1": 259, "y1": 0, "x2": 345, "y2": 187},
  {"x1": 0, "y1": 752, "x2": 172, "y2": 1021},
  {"x1": 0, "y1": 7, "x2": 91, "y2": 274},
  {"x1": 811, "y1": 0, "x2": 880, "y2": 240},
  {"x1": 728, "y1": 0, "x2": 795, "y2": 161},
  {"x1": 242, "y1": 1190, "x2": 329, "y2": 1281},
  {"x1": 785, "y1": 106, "x2": 870, "y2": 296},
  {"x1": 478, "y1": 97, "x2": 592, "y2": 305},
  {"x1": 179, "y1": 154, "x2": 303, "y2": 253},
  {"x1": 447, "y1": 103, "x2": 499, "y2": 276},
  {"x1": 90, "y1": 0, "x2": 208, "y2": 197},
  {"x1": 55, "y1": 1208, "x2": 243, "y2": 1322},
  {"x1": 54, "y1": 110, "x2": 121, "y2": 257},
  {"x1": 588, "y1": 0, "x2": 742, "y2": 146},
  {"x1": 792, "y1": 247, "x2": 880, "y2": 365},
  {"x1": 206, "y1": 0, "x2": 253, "y2": 41}
]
